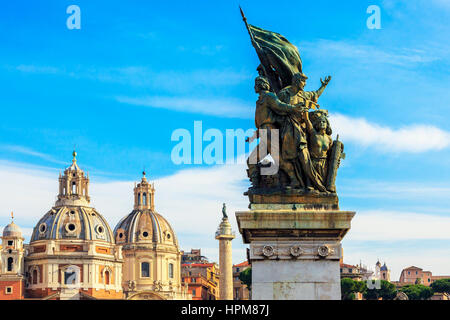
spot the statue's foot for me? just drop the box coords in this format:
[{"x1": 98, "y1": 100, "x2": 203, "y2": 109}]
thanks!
[{"x1": 306, "y1": 188, "x2": 320, "y2": 195}]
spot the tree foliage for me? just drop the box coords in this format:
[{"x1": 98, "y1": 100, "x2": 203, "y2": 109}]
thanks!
[
  {"x1": 430, "y1": 278, "x2": 450, "y2": 295},
  {"x1": 363, "y1": 280, "x2": 397, "y2": 300},
  {"x1": 400, "y1": 284, "x2": 433, "y2": 300},
  {"x1": 239, "y1": 267, "x2": 252, "y2": 290},
  {"x1": 341, "y1": 278, "x2": 367, "y2": 300}
]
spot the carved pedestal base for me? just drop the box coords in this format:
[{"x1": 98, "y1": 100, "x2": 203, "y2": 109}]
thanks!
[{"x1": 235, "y1": 206, "x2": 355, "y2": 300}]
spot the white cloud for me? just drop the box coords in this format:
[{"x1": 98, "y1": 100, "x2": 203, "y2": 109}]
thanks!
[
  {"x1": 300, "y1": 39, "x2": 439, "y2": 66},
  {"x1": 330, "y1": 113, "x2": 450, "y2": 153},
  {"x1": 115, "y1": 96, "x2": 253, "y2": 119},
  {"x1": 15, "y1": 65, "x2": 59, "y2": 74},
  {"x1": 348, "y1": 210, "x2": 450, "y2": 241},
  {"x1": 0, "y1": 162, "x2": 58, "y2": 223}
]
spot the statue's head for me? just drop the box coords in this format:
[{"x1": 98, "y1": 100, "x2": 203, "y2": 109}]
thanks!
[
  {"x1": 292, "y1": 73, "x2": 308, "y2": 90},
  {"x1": 256, "y1": 64, "x2": 265, "y2": 76},
  {"x1": 255, "y1": 76, "x2": 270, "y2": 93},
  {"x1": 310, "y1": 110, "x2": 332, "y2": 135}
]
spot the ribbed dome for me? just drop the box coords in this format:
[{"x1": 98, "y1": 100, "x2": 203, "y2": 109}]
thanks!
[
  {"x1": 114, "y1": 209, "x2": 178, "y2": 246},
  {"x1": 3, "y1": 221, "x2": 22, "y2": 238},
  {"x1": 30, "y1": 206, "x2": 114, "y2": 243}
]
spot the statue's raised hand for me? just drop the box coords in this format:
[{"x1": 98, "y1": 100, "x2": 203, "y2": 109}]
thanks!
[{"x1": 320, "y1": 76, "x2": 332, "y2": 87}]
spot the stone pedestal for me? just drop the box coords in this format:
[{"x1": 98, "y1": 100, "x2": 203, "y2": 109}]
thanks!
[{"x1": 236, "y1": 203, "x2": 355, "y2": 300}]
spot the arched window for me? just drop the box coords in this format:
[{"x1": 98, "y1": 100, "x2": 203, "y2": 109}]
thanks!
[
  {"x1": 137, "y1": 193, "x2": 141, "y2": 205},
  {"x1": 141, "y1": 262, "x2": 150, "y2": 278},
  {"x1": 32, "y1": 269, "x2": 38, "y2": 284},
  {"x1": 7, "y1": 257, "x2": 13, "y2": 272},
  {"x1": 169, "y1": 263, "x2": 174, "y2": 279},
  {"x1": 105, "y1": 270, "x2": 110, "y2": 285},
  {"x1": 72, "y1": 182, "x2": 77, "y2": 194},
  {"x1": 143, "y1": 193, "x2": 147, "y2": 205}
]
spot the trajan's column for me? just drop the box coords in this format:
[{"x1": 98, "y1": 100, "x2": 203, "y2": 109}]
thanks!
[{"x1": 215, "y1": 203, "x2": 235, "y2": 300}]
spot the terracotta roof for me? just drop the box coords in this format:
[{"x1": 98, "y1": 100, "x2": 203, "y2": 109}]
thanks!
[
  {"x1": 233, "y1": 261, "x2": 250, "y2": 268},
  {"x1": 403, "y1": 266, "x2": 422, "y2": 271},
  {"x1": 340, "y1": 263, "x2": 357, "y2": 268},
  {"x1": 182, "y1": 263, "x2": 215, "y2": 268},
  {"x1": 432, "y1": 275, "x2": 450, "y2": 280}
]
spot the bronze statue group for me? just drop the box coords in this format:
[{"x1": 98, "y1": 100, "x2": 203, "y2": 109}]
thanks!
[{"x1": 242, "y1": 11, "x2": 344, "y2": 194}]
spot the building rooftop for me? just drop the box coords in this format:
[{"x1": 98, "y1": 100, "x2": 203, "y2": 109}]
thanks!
[
  {"x1": 182, "y1": 263, "x2": 216, "y2": 268},
  {"x1": 233, "y1": 261, "x2": 250, "y2": 268}
]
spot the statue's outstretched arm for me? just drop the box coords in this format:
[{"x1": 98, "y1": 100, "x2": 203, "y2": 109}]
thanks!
[{"x1": 316, "y1": 75, "x2": 332, "y2": 98}]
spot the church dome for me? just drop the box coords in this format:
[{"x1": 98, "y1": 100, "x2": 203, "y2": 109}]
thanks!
[
  {"x1": 114, "y1": 210, "x2": 178, "y2": 246},
  {"x1": 30, "y1": 206, "x2": 114, "y2": 243},
  {"x1": 114, "y1": 172, "x2": 178, "y2": 247},
  {"x1": 3, "y1": 221, "x2": 22, "y2": 238},
  {"x1": 30, "y1": 151, "x2": 114, "y2": 243}
]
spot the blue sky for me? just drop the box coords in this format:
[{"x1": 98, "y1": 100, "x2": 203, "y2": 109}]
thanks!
[{"x1": 0, "y1": 0, "x2": 450, "y2": 279}]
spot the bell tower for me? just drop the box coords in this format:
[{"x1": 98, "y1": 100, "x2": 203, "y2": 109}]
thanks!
[
  {"x1": 0, "y1": 212, "x2": 25, "y2": 299},
  {"x1": 55, "y1": 150, "x2": 90, "y2": 207},
  {"x1": 134, "y1": 171, "x2": 155, "y2": 210}
]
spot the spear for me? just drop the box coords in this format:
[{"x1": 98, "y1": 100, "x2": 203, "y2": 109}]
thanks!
[{"x1": 240, "y1": 6, "x2": 258, "y2": 49}]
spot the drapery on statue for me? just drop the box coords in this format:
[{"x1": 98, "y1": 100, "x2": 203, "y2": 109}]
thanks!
[{"x1": 240, "y1": 7, "x2": 345, "y2": 196}]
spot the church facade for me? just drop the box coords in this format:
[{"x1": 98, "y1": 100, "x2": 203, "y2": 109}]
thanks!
[
  {"x1": 0, "y1": 152, "x2": 190, "y2": 300},
  {"x1": 114, "y1": 171, "x2": 189, "y2": 300}
]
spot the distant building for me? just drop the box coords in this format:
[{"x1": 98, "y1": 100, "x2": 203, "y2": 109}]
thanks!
[
  {"x1": 338, "y1": 250, "x2": 375, "y2": 282},
  {"x1": 0, "y1": 218, "x2": 25, "y2": 300},
  {"x1": 114, "y1": 171, "x2": 190, "y2": 300},
  {"x1": 232, "y1": 261, "x2": 250, "y2": 300},
  {"x1": 181, "y1": 263, "x2": 219, "y2": 300},
  {"x1": 374, "y1": 260, "x2": 391, "y2": 282},
  {"x1": 340, "y1": 263, "x2": 363, "y2": 281},
  {"x1": 181, "y1": 249, "x2": 209, "y2": 264},
  {"x1": 398, "y1": 266, "x2": 450, "y2": 287}
]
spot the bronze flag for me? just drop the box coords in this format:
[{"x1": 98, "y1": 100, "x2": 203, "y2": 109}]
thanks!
[{"x1": 248, "y1": 24, "x2": 303, "y2": 93}]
